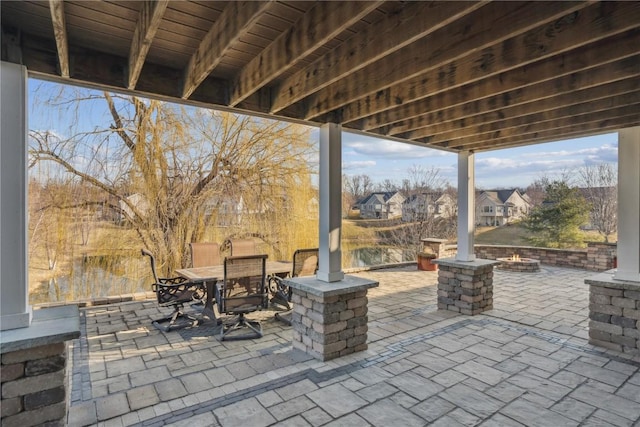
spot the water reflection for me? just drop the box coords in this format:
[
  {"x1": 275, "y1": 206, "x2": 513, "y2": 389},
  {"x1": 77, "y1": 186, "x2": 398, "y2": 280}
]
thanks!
[
  {"x1": 31, "y1": 246, "x2": 412, "y2": 304},
  {"x1": 343, "y1": 245, "x2": 413, "y2": 268},
  {"x1": 31, "y1": 253, "x2": 150, "y2": 305}
]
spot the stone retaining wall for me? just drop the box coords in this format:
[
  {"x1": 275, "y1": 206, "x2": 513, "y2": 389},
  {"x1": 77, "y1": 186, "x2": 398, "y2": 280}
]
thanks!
[
  {"x1": 291, "y1": 289, "x2": 369, "y2": 361},
  {"x1": 437, "y1": 242, "x2": 616, "y2": 272},
  {"x1": 1, "y1": 342, "x2": 68, "y2": 426}
]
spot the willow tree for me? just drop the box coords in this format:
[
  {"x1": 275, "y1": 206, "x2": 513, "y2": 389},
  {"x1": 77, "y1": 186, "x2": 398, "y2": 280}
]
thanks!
[{"x1": 30, "y1": 87, "x2": 315, "y2": 275}]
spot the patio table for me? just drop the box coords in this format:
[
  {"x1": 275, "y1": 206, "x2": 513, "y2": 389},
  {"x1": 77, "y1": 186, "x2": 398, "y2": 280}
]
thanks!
[{"x1": 176, "y1": 261, "x2": 293, "y2": 323}]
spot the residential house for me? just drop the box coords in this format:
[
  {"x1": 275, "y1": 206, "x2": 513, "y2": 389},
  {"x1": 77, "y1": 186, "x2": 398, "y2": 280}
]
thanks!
[
  {"x1": 476, "y1": 189, "x2": 531, "y2": 226},
  {"x1": 402, "y1": 192, "x2": 456, "y2": 222},
  {"x1": 359, "y1": 191, "x2": 405, "y2": 220}
]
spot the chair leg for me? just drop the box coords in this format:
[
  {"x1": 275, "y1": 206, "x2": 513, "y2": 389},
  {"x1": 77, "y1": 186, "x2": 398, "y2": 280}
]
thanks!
[
  {"x1": 152, "y1": 305, "x2": 201, "y2": 332},
  {"x1": 274, "y1": 310, "x2": 292, "y2": 326},
  {"x1": 221, "y1": 313, "x2": 262, "y2": 341}
]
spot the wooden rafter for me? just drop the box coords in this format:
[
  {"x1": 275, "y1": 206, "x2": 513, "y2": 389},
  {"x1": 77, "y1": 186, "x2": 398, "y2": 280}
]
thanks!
[
  {"x1": 128, "y1": 0, "x2": 169, "y2": 90},
  {"x1": 268, "y1": 1, "x2": 484, "y2": 114},
  {"x1": 49, "y1": 0, "x2": 69, "y2": 78},
  {"x1": 303, "y1": 1, "x2": 591, "y2": 121},
  {"x1": 182, "y1": 0, "x2": 273, "y2": 100},
  {"x1": 2, "y1": 1, "x2": 638, "y2": 153},
  {"x1": 355, "y1": 29, "x2": 640, "y2": 134},
  {"x1": 442, "y1": 110, "x2": 640, "y2": 151},
  {"x1": 417, "y1": 92, "x2": 640, "y2": 146},
  {"x1": 340, "y1": 4, "x2": 640, "y2": 129},
  {"x1": 228, "y1": 1, "x2": 383, "y2": 107},
  {"x1": 400, "y1": 75, "x2": 640, "y2": 142}
]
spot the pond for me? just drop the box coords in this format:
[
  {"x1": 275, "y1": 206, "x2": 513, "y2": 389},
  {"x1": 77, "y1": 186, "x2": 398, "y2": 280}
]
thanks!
[{"x1": 30, "y1": 245, "x2": 414, "y2": 304}]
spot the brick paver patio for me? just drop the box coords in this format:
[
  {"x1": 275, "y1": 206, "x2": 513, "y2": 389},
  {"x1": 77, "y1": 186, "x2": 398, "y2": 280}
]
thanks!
[{"x1": 66, "y1": 265, "x2": 640, "y2": 426}]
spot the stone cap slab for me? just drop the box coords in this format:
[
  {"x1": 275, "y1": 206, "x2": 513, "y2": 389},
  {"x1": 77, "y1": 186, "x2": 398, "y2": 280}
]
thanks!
[
  {"x1": 285, "y1": 274, "x2": 378, "y2": 298},
  {"x1": 1, "y1": 305, "x2": 80, "y2": 353},
  {"x1": 585, "y1": 270, "x2": 640, "y2": 291},
  {"x1": 432, "y1": 257, "x2": 501, "y2": 270}
]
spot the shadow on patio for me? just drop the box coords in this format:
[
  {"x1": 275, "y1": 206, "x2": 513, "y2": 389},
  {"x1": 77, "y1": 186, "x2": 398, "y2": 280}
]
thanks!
[{"x1": 67, "y1": 266, "x2": 640, "y2": 426}]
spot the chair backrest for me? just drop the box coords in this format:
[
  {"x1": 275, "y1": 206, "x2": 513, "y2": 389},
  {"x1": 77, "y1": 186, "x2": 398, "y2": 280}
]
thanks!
[
  {"x1": 292, "y1": 248, "x2": 319, "y2": 278},
  {"x1": 141, "y1": 248, "x2": 160, "y2": 283},
  {"x1": 226, "y1": 238, "x2": 258, "y2": 256},
  {"x1": 220, "y1": 254, "x2": 268, "y2": 314},
  {"x1": 190, "y1": 242, "x2": 221, "y2": 267}
]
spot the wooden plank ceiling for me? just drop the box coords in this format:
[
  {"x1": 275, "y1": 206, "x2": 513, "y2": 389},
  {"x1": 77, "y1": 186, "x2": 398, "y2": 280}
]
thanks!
[{"x1": 2, "y1": 1, "x2": 639, "y2": 153}]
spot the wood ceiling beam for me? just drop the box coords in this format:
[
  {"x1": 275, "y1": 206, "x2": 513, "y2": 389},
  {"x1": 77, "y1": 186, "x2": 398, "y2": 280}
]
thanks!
[
  {"x1": 334, "y1": 1, "x2": 640, "y2": 125},
  {"x1": 128, "y1": 0, "x2": 169, "y2": 90},
  {"x1": 182, "y1": 0, "x2": 273, "y2": 100},
  {"x1": 48, "y1": 0, "x2": 69, "y2": 77},
  {"x1": 355, "y1": 28, "x2": 640, "y2": 132},
  {"x1": 397, "y1": 62, "x2": 640, "y2": 140},
  {"x1": 413, "y1": 91, "x2": 640, "y2": 145},
  {"x1": 302, "y1": 1, "x2": 591, "y2": 121},
  {"x1": 445, "y1": 116, "x2": 640, "y2": 153},
  {"x1": 228, "y1": 1, "x2": 382, "y2": 107},
  {"x1": 433, "y1": 104, "x2": 640, "y2": 150},
  {"x1": 269, "y1": 1, "x2": 483, "y2": 114}
]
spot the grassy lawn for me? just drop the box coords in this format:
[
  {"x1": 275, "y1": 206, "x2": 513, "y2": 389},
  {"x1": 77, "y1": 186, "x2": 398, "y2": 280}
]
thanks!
[{"x1": 474, "y1": 224, "x2": 532, "y2": 246}]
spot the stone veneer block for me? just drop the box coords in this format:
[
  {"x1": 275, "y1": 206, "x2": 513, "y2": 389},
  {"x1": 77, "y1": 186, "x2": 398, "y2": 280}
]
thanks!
[
  {"x1": 432, "y1": 258, "x2": 500, "y2": 315},
  {"x1": 585, "y1": 271, "x2": 640, "y2": 355},
  {"x1": 0, "y1": 305, "x2": 80, "y2": 426},
  {"x1": 285, "y1": 275, "x2": 378, "y2": 361}
]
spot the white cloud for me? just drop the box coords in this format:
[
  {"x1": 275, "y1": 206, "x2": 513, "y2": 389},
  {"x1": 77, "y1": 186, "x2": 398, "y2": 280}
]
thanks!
[
  {"x1": 343, "y1": 160, "x2": 376, "y2": 170},
  {"x1": 343, "y1": 137, "x2": 445, "y2": 160}
]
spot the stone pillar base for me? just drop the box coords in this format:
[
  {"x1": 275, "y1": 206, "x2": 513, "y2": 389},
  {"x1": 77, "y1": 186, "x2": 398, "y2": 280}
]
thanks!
[
  {"x1": 285, "y1": 275, "x2": 378, "y2": 361},
  {"x1": 0, "y1": 305, "x2": 80, "y2": 426},
  {"x1": 585, "y1": 271, "x2": 640, "y2": 355},
  {"x1": 433, "y1": 258, "x2": 499, "y2": 315}
]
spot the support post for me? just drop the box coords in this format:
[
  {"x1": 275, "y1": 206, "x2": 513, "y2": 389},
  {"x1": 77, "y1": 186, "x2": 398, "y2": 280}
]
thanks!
[
  {"x1": 1, "y1": 62, "x2": 31, "y2": 330},
  {"x1": 456, "y1": 151, "x2": 475, "y2": 262},
  {"x1": 615, "y1": 127, "x2": 640, "y2": 282},
  {"x1": 317, "y1": 123, "x2": 344, "y2": 282}
]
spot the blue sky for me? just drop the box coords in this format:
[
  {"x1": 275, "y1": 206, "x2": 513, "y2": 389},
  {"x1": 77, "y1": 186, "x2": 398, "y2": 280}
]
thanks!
[
  {"x1": 339, "y1": 131, "x2": 619, "y2": 189},
  {"x1": 30, "y1": 78, "x2": 618, "y2": 190}
]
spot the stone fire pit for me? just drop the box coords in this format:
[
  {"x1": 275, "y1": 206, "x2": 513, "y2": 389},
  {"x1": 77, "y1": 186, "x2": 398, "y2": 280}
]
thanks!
[{"x1": 496, "y1": 255, "x2": 540, "y2": 272}]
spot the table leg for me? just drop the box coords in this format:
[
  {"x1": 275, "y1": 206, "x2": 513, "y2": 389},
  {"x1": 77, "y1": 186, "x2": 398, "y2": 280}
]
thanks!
[{"x1": 201, "y1": 281, "x2": 220, "y2": 324}]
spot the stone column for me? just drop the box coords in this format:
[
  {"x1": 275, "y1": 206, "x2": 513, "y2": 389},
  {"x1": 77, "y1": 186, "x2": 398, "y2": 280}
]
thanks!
[
  {"x1": 286, "y1": 275, "x2": 378, "y2": 361},
  {"x1": 585, "y1": 273, "x2": 639, "y2": 355},
  {"x1": 0, "y1": 306, "x2": 80, "y2": 425},
  {"x1": 434, "y1": 258, "x2": 499, "y2": 315}
]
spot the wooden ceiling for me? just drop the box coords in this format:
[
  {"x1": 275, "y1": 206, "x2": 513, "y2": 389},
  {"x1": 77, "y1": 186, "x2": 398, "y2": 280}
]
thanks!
[{"x1": 2, "y1": 1, "x2": 639, "y2": 153}]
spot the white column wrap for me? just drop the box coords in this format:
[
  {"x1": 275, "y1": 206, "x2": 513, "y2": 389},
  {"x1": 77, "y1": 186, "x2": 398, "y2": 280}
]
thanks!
[
  {"x1": 1, "y1": 62, "x2": 31, "y2": 330},
  {"x1": 614, "y1": 127, "x2": 640, "y2": 282},
  {"x1": 317, "y1": 123, "x2": 344, "y2": 282},
  {"x1": 456, "y1": 151, "x2": 476, "y2": 262}
]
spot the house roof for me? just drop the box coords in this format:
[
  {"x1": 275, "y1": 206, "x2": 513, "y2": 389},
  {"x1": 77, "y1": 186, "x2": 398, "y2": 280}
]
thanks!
[
  {"x1": 480, "y1": 189, "x2": 525, "y2": 205},
  {"x1": 361, "y1": 191, "x2": 403, "y2": 205},
  {"x1": 2, "y1": 1, "x2": 638, "y2": 153}
]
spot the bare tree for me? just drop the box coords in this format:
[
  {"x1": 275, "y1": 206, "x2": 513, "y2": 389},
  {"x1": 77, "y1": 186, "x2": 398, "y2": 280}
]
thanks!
[
  {"x1": 577, "y1": 163, "x2": 617, "y2": 242},
  {"x1": 387, "y1": 165, "x2": 455, "y2": 257},
  {"x1": 30, "y1": 88, "x2": 315, "y2": 274}
]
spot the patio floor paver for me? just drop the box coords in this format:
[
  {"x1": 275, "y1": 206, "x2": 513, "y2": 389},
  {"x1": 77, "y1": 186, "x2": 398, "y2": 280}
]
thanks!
[{"x1": 66, "y1": 265, "x2": 640, "y2": 426}]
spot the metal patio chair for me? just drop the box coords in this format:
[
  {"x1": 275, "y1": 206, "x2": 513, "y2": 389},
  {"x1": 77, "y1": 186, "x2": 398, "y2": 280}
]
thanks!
[
  {"x1": 190, "y1": 242, "x2": 221, "y2": 267},
  {"x1": 141, "y1": 249, "x2": 205, "y2": 332},
  {"x1": 217, "y1": 254, "x2": 269, "y2": 340},
  {"x1": 269, "y1": 248, "x2": 319, "y2": 325}
]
